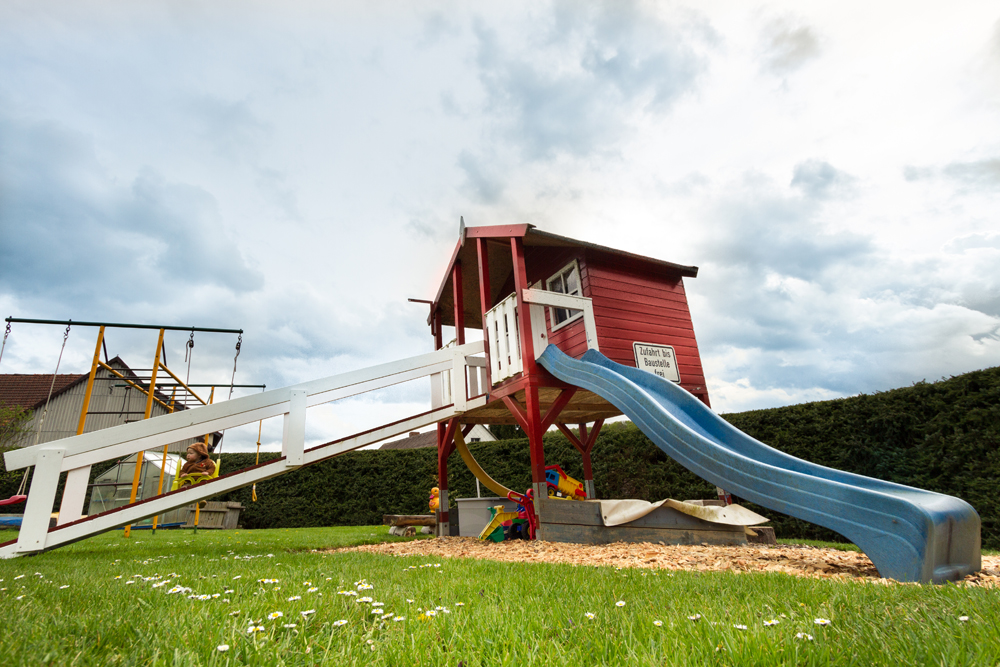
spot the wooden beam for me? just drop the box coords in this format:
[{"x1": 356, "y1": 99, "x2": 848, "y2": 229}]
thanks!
[
  {"x1": 383, "y1": 515, "x2": 436, "y2": 527},
  {"x1": 556, "y1": 423, "x2": 586, "y2": 453},
  {"x1": 501, "y1": 396, "x2": 530, "y2": 433},
  {"x1": 510, "y1": 236, "x2": 537, "y2": 375},
  {"x1": 476, "y1": 237, "x2": 493, "y2": 391},
  {"x1": 540, "y1": 388, "x2": 577, "y2": 431},
  {"x1": 584, "y1": 419, "x2": 605, "y2": 452},
  {"x1": 452, "y1": 260, "x2": 465, "y2": 345}
]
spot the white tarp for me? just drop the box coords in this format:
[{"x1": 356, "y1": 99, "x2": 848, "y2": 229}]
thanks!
[{"x1": 598, "y1": 498, "x2": 769, "y2": 527}]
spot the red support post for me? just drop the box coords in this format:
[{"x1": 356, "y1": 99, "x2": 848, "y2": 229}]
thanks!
[
  {"x1": 510, "y1": 237, "x2": 546, "y2": 490},
  {"x1": 476, "y1": 238, "x2": 493, "y2": 390},
  {"x1": 452, "y1": 261, "x2": 465, "y2": 345},
  {"x1": 436, "y1": 418, "x2": 460, "y2": 536},
  {"x1": 510, "y1": 237, "x2": 536, "y2": 373},
  {"x1": 434, "y1": 310, "x2": 447, "y2": 534}
]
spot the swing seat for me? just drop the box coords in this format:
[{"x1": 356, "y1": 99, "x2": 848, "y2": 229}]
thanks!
[
  {"x1": 0, "y1": 495, "x2": 27, "y2": 506},
  {"x1": 171, "y1": 460, "x2": 221, "y2": 492}
]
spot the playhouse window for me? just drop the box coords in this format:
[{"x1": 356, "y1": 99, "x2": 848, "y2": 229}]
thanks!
[{"x1": 546, "y1": 260, "x2": 583, "y2": 329}]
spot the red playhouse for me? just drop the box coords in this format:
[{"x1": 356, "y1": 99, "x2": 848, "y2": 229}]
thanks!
[{"x1": 423, "y1": 222, "x2": 750, "y2": 545}]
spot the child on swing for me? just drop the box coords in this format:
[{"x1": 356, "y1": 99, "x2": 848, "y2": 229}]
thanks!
[{"x1": 178, "y1": 440, "x2": 215, "y2": 486}]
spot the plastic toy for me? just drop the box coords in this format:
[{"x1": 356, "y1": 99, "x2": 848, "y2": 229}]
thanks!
[
  {"x1": 478, "y1": 505, "x2": 521, "y2": 541},
  {"x1": 428, "y1": 487, "x2": 440, "y2": 511},
  {"x1": 545, "y1": 464, "x2": 586, "y2": 500}
]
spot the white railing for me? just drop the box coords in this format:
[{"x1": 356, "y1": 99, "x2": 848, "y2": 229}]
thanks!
[
  {"x1": 3, "y1": 341, "x2": 487, "y2": 556},
  {"x1": 485, "y1": 293, "x2": 522, "y2": 383},
  {"x1": 430, "y1": 342, "x2": 489, "y2": 412},
  {"x1": 483, "y1": 289, "x2": 599, "y2": 387},
  {"x1": 522, "y1": 288, "x2": 599, "y2": 359}
]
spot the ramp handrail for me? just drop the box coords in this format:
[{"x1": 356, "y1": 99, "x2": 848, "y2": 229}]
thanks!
[
  {"x1": 3, "y1": 341, "x2": 486, "y2": 555},
  {"x1": 5, "y1": 340, "x2": 485, "y2": 473}
]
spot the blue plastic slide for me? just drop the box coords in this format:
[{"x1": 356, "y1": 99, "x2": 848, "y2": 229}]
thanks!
[{"x1": 538, "y1": 346, "x2": 981, "y2": 583}]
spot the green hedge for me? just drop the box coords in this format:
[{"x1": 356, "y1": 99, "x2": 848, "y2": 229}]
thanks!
[
  {"x1": 211, "y1": 365, "x2": 1000, "y2": 548},
  {"x1": 721, "y1": 365, "x2": 1000, "y2": 548},
  {"x1": 3, "y1": 365, "x2": 998, "y2": 548}
]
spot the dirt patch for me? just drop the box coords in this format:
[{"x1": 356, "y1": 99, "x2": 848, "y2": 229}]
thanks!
[{"x1": 331, "y1": 537, "x2": 1000, "y2": 587}]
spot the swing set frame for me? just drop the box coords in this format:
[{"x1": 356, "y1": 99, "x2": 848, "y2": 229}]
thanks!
[{"x1": 1, "y1": 317, "x2": 247, "y2": 535}]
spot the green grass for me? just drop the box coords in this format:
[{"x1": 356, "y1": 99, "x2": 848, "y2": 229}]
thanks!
[{"x1": 0, "y1": 527, "x2": 997, "y2": 666}]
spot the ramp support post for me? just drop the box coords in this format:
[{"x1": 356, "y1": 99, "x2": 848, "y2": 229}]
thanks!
[
  {"x1": 282, "y1": 389, "x2": 306, "y2": 467},
  {"x1": 16, "y1": 447, "x2": 66, "y2": 553}
]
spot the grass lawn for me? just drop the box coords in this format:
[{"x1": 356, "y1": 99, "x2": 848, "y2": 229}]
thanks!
[{"x1": 0, "y1": 526, "x2": 997, "y2": 666}]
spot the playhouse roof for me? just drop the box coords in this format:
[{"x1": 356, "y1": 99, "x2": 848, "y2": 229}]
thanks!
[{"x1": 428, "y1": 224, "x2": 699, "y2": 329}]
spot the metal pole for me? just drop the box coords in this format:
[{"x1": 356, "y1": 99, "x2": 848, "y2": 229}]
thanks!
[
  {"x1": 193, "y1": 387, "x2": 215, "y2": 534},
  {"x1": 151, "y1": 387, "x2": 177, "y2": 533},
  {"x1": 4, "y1": 317, "x2": 241, "y2": 335},
  {"x1": 75, "y1": 326, "x2": 105, "y2": 436},
  {"x1": 123, "y1": 328, "x2": 164, "y2": 539}
]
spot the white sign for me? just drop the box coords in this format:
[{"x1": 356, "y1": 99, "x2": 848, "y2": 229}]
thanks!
[{"x1": 632, "y1": 342, "x2": 681, "y2": 383}]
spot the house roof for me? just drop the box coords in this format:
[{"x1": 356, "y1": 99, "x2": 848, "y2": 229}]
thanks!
[
  {"x1": 428, "y1": 224, "x2": 699, "y2": 329},
  {"x1": 380, "y1": 431, "x2": 438, "y2": 450},
  {"x1": 0, "y1": 373, "x2": 88, "y2": 410},
  {"x1": 0, "y1": 357, "x2": 189, "y2": 411}
]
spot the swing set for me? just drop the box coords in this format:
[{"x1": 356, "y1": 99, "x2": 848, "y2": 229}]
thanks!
[{"x1": 0, "y1": 317, "x2": 261, "y2": 534}]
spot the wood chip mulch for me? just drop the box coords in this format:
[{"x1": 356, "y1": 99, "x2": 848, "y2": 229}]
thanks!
[{"x1": 332, "y1": 537, "x2": 1000, "y2": 588}]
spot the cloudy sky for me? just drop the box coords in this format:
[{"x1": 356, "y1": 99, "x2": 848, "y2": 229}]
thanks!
[{"x1": 2, "y1": 1, "x2": 999, "y2": 452}]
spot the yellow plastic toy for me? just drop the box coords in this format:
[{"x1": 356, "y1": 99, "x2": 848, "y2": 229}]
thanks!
[
  {"x1": 429, "y1": 487, "x2": 440, "y2": 511},
  {"x1": 478, "y1": 505, "x2": 520, "y2": 541},
  {"x1": 171, "y1": 449, "x2": 221, "y2": 491}
]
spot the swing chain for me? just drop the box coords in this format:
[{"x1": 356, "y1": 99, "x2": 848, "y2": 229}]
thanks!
[
  {"x1": 227, "y1": 333, "x2": 241, "y2": 401},
  {"x1": 185, "y1": 331, "x2": 195, "y2": 385},
  {"x1": 0, "y1": 321, "x2": 10, "y2": 368},
  {"x1": 32, "y1": 322, "x2": 71, "y2": 448}
]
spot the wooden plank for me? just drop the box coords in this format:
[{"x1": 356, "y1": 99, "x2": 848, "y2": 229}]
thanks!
[
  {"x1": 538, "y1": 522, "x2": 747, "y2": 546},
  {"x1": 383, "y1": 514, "x2": 437, "y2": 526},
  {"x1": 587, "y1": 263, "x2": 688, "y2": 291},
  {"x1": 594, "y1": 308, "x2": 696, "y2": 332},
  {"x1": 593, "y1": 317, "x2": 698, "y2": 341},
  {"x1": 588, "y1": 274, "x2": 688, "y2": 300},
  {"x1": 588, "y1": 285, "x2": 694, "y2": 311}
]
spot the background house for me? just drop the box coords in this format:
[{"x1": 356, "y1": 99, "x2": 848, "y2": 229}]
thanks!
[
  {"x1": 380, "y1": 424, "x2": 496, "y2": 450},
  {"x1": 0, "y1": 356, "x2": 219, "y2": 452}
]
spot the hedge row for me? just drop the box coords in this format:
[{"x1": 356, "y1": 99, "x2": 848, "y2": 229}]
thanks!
[
  {"x1": 2, "y1": 365, "x2": 998, "y2": 548},
  {"x1": 211, "y1": 365, "x2": 1000, "y2": 548}
]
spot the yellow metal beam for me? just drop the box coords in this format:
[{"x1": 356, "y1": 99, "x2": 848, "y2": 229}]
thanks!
[
  {"x1": 124, "y1": 329, "x2": 164, "y2": 539},
  {"x1": 156, "y1": 360, "x2": 206, "y2": 405},
  {"x1": 97, "y1": 360, "x2": 172, "y2": 412},
  {"x1": 75, "y1": 326, "x2": 105, "y2": 437}
]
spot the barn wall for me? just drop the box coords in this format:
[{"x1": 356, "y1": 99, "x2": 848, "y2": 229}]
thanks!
[{"x1": 14, "y1": 361, "x2": 205, "y2": 451}]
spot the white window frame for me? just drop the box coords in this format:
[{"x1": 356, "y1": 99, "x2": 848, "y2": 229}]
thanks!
[{"x1": 545, "y1": 259, "x2": 584, "y2": 331}]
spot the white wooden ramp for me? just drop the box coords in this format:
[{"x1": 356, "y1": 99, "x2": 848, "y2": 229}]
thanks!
[{"x1": 1, "y1": 342, "x2": 488, "y2": 557}]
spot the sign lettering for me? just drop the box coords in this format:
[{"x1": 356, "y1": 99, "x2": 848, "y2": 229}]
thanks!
[{"x1": 632, "y1": 342, "x2": 681, "y2": 383}]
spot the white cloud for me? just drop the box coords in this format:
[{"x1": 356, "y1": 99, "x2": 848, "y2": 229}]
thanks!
[{"x1": 1, "y1": 0, "x2": 999, "y2": 447}]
